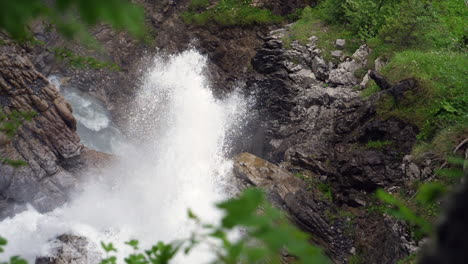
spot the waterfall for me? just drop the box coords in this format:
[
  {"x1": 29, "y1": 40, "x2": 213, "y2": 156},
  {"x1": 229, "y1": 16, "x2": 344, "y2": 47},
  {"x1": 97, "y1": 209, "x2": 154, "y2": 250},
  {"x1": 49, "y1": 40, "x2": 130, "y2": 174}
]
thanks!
[{"x1": 0, "y1": 50, "x2": 249, "y2": 263}]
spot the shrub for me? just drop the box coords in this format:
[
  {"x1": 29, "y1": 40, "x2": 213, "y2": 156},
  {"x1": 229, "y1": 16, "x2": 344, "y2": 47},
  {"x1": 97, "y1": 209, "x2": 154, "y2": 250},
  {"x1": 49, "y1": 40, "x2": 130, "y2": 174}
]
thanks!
[
  {"x1": 343, "y1": 0, "x2": 398, "y2": 40},
  {"x1": 378, "y1": 0, "x2": 435, "y2": 48},
  {"x1": 430, "y1": 0, "x2": 468, "y2": 51},
  {"x1": 316, "y1": 0, "x2": 346, "y2": 24}
]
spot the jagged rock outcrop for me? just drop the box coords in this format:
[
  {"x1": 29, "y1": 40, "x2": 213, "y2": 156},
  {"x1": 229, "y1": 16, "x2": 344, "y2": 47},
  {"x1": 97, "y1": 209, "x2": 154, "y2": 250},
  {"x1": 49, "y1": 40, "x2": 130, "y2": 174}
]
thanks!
[
  {"x1": 245, "y1": 26, "x2": 420, "y2": 263},
  {"x1": 35, "y1": 234, "x2": 99, "y2": 264},
  {"x1": 233, "y1": 152, "x2": 413, "y2": 263},
  {"x1": 0, "y1": 46, "x2": 111, "y2": 218},
  {"x1": 248, "y1": 29, "x2": 418, "y2": 202},
  {"x1": 233, "y1": 152, "x2": 352, "y2": 263},
  {"x1": 328, "y1": 44, "x2": 370, "y2": 86}
]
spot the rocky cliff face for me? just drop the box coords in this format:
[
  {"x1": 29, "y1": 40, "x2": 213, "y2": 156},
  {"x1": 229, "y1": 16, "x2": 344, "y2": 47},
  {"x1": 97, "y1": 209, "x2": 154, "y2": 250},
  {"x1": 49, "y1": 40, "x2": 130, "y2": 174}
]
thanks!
[
  {"x1": 238, "y1": 27, "x2": 426, "y2": 263},
  {"x1": 0, "y1": 1, "x2": 449, "y2": 263},
  {"x1": 247, "y1": 30, "x2": 419, "y2": 197},
  {"x1": 0, "y1": 45, "x2": 111, "y2": 218},
  {"x1": 233, "y1": 152, "x2": 352, "y2": 262}
]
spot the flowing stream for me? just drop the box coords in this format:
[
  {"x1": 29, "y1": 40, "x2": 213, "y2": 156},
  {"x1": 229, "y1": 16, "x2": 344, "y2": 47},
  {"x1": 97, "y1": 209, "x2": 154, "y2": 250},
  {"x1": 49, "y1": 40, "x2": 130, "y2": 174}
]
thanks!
[{"x1": 0, "y1": 50, "x2": 249, "y2": 263}]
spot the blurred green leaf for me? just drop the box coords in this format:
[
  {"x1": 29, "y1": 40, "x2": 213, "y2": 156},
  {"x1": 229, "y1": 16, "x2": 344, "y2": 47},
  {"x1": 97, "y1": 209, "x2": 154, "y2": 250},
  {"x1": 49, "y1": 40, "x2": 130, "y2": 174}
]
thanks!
[{"x1": 416, "y1": 183, "x2": 446, "y2": 205}]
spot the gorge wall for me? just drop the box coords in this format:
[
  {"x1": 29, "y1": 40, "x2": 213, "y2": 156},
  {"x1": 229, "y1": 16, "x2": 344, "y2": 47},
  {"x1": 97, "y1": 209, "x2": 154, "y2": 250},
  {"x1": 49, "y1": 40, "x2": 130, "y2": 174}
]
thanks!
[
  {"x1": 0, "y1": 0, "x2": 462, "y2": 263},
  {"x1": 0, "y1": 45, "x2": 111, "y2": 219}
]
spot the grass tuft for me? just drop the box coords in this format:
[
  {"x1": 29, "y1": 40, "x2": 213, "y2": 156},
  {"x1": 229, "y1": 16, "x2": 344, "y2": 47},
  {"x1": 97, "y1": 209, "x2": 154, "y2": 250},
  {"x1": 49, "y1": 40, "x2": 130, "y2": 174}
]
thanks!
[{"x1": 182, "y1": 0, "x2": 282, "y2": 27}]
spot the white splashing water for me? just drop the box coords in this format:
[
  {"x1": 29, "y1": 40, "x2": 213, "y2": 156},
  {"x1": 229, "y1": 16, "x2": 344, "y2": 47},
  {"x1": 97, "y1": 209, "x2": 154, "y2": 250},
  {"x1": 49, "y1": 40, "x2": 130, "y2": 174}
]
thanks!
[{"x1": 0, "y1": 50, "x2": 248, "y2": 263}]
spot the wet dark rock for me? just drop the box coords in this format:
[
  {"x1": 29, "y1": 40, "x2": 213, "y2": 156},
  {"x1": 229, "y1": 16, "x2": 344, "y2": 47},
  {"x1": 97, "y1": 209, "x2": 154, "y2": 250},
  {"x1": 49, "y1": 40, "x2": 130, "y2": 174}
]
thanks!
[
  {"x1": 233, "y1": 152, "x2": 352, "y2": 263},
  {"x1": 311, "y1": 56, "x2": 329, "y2": 81},
  {"x1": 354, "y1": 213, "x2": 411, "y2": 263},
  {"x1": 35, "y1": 234, "x2": 99, "y2": 264}
]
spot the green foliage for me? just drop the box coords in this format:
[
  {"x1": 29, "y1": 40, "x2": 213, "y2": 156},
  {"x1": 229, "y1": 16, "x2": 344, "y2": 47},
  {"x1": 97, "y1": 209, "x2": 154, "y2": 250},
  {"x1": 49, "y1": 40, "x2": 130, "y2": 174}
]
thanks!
[
  {"x1": 376, "y1": 189, "x2": 432, "y2": 239},
  {"x1": 182, "y1": 0, "x2": 283, "y2": 27},
  {"x1": 96, "y1": 189, "x2": 330, "y2": 264},
  {"x1": 438, "y1": 156, "x2": 467, "y2": 180},
  {"x1": 397, "y1": 253, "x2": 417, "y2": 264},
  {"x1": 0, "y1": 110, "x2": 36, "y2": 167},
  {"x1": 0, "y1": 237, "x2": 27, "y2": 264},
  {"x1": 283, "y1": 6, "x2": 361, "y2": 61},
  {"x1": 315, "y1": 0, "x2": 346, "y2": 24},
  {"x1": 54, "y1": 48, "x2": 121, "y2": 71},
  {"x1": 0, "y1": 111, "x2": 36, "y2": 138},
  {"x1": 365, "y1": 140, "x2": 391, "y2": 150},
  {"x1": 315, "y1": 0, "x2": 401, "y2": 40},
  {"x1": 360, "y1": 82, "x2": 380, "y2": 98},
  {"x1": 316, "y1": 0, "x2": 467, "y2": 53},
  {"x1": 294, "y1": 172, "x2": 333, "y2": 201},
  {"x1": 317, "y1": 182, "x2": 333, "y2": 201},
  {"x1": 343, "y1": 0, "x2": 400, "y2": 40},
  {"x1": 430, "y1": 0, "x2": 468, "y2": 51},
  {"x1": 101, "y1": 240, "x2": 179, "y2": 264},
  {"x1": 377, "y1": 0, "x2": 435, "y2": 47},
  {"x1": 353, "y1": 68, "x2": 368, "y2": 80},
  {"x1": 284, "y1": 8, "x2": 304, "y2": 22},
  {"x1": 188, "y1": 0, "x2": 211, "y2": 11},
  {"x1": 415, "y1": 182, "x2": 446, "y2": 205},
  {"x1": 348, "y1": 253, "x2": 362, "y2": 264},
  {"x1": 376, "y1": 158, "x2": 465, "y2": 244},
  {"x1": 0, "y1": 0, "x2": 145, "y2": 42},
  {"x1": 374, "y1": 51, "x2": 468, "y2": 140}
]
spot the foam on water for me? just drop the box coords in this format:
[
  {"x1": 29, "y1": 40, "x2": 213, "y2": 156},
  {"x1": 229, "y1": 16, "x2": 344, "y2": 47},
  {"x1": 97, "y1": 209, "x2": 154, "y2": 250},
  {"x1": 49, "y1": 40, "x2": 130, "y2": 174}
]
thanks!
[{"x1": 0, "y1": 50, "x2": 248, "y2": 263}]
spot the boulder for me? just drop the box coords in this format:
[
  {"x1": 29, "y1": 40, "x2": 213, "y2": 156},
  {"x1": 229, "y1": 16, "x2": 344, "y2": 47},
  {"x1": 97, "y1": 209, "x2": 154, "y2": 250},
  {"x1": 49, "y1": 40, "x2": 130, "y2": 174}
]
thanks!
[
  {"x1": 311, "y1": 56, "x2": 329, "y2": 81},
  {"x1": 289, "y1": 69, "x2": 316, "y2": 87},
  {"x1": 308, "y1": 35, "x2": 319, "y2": 46},
  {"x1": 328, "y1": 45, "x2": 370, "y2": 86},
  {"x1": 359, "y1": 71, "x2": 370, "y2": 89},
  {"x1": 334, "y1": 39, "x2": 346, "y2": 49},
  {"x1": 331, "y1": 50, "x2": 343, "y2": 59}
]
